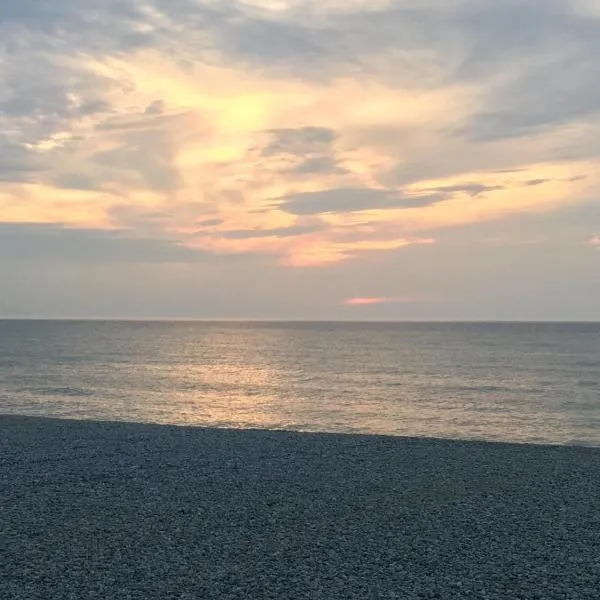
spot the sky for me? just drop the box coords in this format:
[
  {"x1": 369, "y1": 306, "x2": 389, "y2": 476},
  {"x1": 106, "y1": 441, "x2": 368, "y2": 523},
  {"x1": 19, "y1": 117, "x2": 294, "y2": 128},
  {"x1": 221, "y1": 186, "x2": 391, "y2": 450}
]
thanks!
[{"x1": 1, "y1": 0, "x2": 600, "y2": 320}]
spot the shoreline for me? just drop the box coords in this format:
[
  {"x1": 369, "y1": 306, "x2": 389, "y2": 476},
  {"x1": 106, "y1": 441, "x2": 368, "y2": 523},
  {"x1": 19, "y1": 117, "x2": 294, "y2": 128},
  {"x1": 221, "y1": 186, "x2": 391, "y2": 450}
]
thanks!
[
  {"x1": 3, "y1": 413, "x2": 599, "y2": 450},
  {"x1": 2, "y1": 415, "x2": 600, "y2": 599}
]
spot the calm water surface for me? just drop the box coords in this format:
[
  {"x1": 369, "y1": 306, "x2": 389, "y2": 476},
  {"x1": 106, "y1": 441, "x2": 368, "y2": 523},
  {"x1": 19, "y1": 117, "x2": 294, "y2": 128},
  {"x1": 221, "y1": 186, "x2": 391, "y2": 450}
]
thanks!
[{"x1": 1, "y1": 320, "x2": 599, "y2": 446}]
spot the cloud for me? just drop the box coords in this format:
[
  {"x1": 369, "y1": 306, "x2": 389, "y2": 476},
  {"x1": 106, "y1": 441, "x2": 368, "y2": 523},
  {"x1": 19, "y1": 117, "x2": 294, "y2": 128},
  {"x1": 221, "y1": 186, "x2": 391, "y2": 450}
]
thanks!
[
  {"x1": 219, "y1": 223, "x2": 325, "y2": 239},
  {"x1": 590, "y1": 235, "x2": 600, "y2": 247},
  {"x1": 426, "y1": 182, "x2": 505, "y2": 196},
  {"x1": 278, "y1": 187, "x2": 444, "y2": 215},
  {"x1": 451, "y1": 1, "x2": 600, "y2": 142},
  {"x1": 2, "y1": 0, "x2": 600, "y2": 302},
  {"x1": 288, "y1": 156, "x2": 348, "y2": 176},
  {"x1": 50, "y1": 173, "x2": 101, "y2": 191},
  {"x1": 523, "y1": 179, "x2": 551, "y2": 187},
  {"x1": 345, "y1": 296, "x2": 423, "y2": 305},
  {"x1": 91, "y1": 127, "x2": 180, "y2": 192},
  {"x1": 197, "y1": 218, "x2": 224, "y2": 227},
  {"x1": 0, "y1": 222, "x2": 216, "y2": 263},
  {"x1": 0, "y1": 138, "x2": 44, "y2": 182},
  {"x1": 256, "y1": 126, "x2": 349, "y2": 177},
  {"x1": 144, "y1": 100, "x2": 166, "y2": 115},
  {"x1": 261, "y1": 127, "x2": 337, "y2": 157}
]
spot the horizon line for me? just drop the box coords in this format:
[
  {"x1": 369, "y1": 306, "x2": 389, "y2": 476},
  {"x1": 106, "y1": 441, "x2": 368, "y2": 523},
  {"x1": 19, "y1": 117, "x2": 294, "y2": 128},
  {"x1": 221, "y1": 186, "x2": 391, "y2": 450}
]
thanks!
[{"x1": 1, "y1": 317, "x2": 600, "y2": 324}]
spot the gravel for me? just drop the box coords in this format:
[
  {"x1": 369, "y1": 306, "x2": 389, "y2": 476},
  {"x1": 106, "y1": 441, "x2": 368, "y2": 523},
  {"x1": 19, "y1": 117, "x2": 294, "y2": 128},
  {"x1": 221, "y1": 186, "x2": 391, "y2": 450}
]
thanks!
[{"x1": 1, "y1": 415, "x2": 600, "y2": 599}]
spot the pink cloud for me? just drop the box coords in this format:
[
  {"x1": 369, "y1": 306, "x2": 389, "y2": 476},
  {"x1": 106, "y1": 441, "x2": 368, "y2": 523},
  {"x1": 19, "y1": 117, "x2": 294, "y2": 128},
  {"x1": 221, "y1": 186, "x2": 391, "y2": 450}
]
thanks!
[
  {"x1": 590, "y1": 235, "x2": 600, "y2": 247},
  {"x1": 345, "y1": 296, "x2": 422, "y2": 306}
]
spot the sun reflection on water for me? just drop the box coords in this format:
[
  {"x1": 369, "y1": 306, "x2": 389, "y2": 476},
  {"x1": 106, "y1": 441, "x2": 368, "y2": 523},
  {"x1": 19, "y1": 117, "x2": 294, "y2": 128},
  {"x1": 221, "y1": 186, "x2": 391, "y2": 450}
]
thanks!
[{"x1": 2, "y1": 321, "x2": 600, "y2": 445}]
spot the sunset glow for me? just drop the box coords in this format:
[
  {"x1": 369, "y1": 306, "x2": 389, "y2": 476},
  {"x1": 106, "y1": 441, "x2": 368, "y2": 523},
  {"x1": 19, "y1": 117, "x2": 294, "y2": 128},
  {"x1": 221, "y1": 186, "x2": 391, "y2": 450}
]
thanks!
[
  {"x1": 1, "y1": 0, "x2": 599, "y2": 319},
  {"x1": 345, "y1": 297, "x2": 422, "y2": 306}
]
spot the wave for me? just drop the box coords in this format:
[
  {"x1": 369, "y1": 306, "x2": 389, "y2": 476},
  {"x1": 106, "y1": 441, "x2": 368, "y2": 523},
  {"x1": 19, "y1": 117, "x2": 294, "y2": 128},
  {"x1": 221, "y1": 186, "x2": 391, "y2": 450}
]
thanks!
[{"x1": 33, "y1": 386, "x2": 93, "y2": 398}]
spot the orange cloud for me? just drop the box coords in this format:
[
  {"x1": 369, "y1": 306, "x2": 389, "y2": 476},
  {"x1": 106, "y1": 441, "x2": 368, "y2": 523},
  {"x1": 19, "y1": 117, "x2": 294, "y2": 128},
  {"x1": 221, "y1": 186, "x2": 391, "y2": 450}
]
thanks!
[
  {"x1": 345, "y1": 296, "x2": 422, "y2": 305},
  {"x1": 3, "y1": 38, "x2": 600, "y2": 270}
]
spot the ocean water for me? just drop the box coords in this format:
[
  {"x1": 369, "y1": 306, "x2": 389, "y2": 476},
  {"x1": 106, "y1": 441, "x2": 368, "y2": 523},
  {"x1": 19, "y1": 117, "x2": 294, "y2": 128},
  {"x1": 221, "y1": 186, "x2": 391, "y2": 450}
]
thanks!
[{"x1": 1, "y1": 320, "x2": 599, "y2": 446}]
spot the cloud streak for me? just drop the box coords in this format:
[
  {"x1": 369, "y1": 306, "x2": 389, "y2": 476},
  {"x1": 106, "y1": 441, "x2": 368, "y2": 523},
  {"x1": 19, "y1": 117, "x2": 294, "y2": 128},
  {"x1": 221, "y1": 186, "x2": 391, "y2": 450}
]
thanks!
[
  {"x1": 345, "y1": 296, "x2": 423, "y2": 306},
  {"x1": 278, "y1": 188, "x2": 444, "y2": 215}
]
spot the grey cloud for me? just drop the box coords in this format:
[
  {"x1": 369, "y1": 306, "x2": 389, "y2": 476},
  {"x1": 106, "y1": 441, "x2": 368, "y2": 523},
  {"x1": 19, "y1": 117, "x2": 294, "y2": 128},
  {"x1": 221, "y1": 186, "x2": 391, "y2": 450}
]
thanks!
[
  {"x1": 262, "y1": 127, "x2": 337, "y2": 157},
  {"x1": 459, "y1": 95, "x2": 600, "y2": 143},
  {"x1": 453, "y1": 3, "x2": 600, "y2": 142},
  {"x1": 306, "y1": 1, "x2": 600, "y2": 145},
  {"x1": 0, "y1": 138, "x2": 44, "y2": 182},
  {"x1": 2, "y1": 0, "x2": 598, "y2": 92},
  {"x1": 107, "y1": 203, "x2": 227, "y2": 234},
  {"x1": 94, "y1": 110, "x2": 195, "y2": 136},
  {"x1": 197, "y1": 218, "x2": 224, "y2": 227},
  {"x1": 0, "y1": 222, "x2": 213, "y2": 263},
  {"x1": 524, "y1": 179, "x2": 550, "y2": 187},
  {"x1": 0, "y1": 92, "x2": 109, "y2": 124},
  {"x1": 0, "y1": 1, "x2": 163, "y2": 53},
  {"x1": 50, "y1": 173, "x2": 100, "y2": 191},
  {"x1": 260, "y1": 127, "x2": 346, "y2": 176},
  {"x1": 0, "y1": 0, "x2": 256, "y2": 77},
  {"x1": 428, "y1": 183, "x2": 505, "y2": 196},
  {"x1": 0, "y1": 1, "x2": 198, "y2": 174},
  {"x1": 144, "y1": 100, "x2": 166, "y2": 115},
  {"x1": 96, "y1": 118, "x2": 163, "y2": 133},
  {"x1": 278, "y1": 187, "x2": 443, "y2": 215},
  {"x1": 0, "y1": 64, "x2": 112, "y2": 161},
  {"x1": 92, "y1": 128, "x2": 180, "y2": 191},
  {"x1": 107, "y1": 205, "x2": 176, "y2": 234},
  {"x1": 417, "y1": 197, "x2": 600, "y2": 244},
  {"x1": 220, "y1": 18, "x2": 328, "y2": 69},
  {"x1": 452, "y1": 0, "x2": 571, "y2": 79},
  {"x1": 374, "y1": 127, "x2": 592, "y2": 188},
  {"x1": 219, "y1": 223, "x2": 325, "y2": 240},
  {"x1": 208, "y1": 4, "x2": 456, "y2": 83},
  {"x1": 4, "y1": 0, "x2": 598, "y2": 170},
  {"x1": 289, "y1": 156, "x2": 348, "y2": 176}
]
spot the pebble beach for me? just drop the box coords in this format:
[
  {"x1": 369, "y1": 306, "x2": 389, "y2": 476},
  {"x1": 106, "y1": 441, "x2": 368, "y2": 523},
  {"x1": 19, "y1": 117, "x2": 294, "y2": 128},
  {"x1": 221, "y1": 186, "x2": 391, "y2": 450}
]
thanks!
[{"x1": 2, "y1": 415, "x2": 600, "y2": 599}]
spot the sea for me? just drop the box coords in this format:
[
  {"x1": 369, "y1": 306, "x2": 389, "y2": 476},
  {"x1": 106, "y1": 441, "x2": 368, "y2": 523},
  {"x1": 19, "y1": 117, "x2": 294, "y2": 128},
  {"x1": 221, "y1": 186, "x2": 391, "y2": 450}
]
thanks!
[{"x1": 1, "y1": 320, "x2": 599, "y2": 446}]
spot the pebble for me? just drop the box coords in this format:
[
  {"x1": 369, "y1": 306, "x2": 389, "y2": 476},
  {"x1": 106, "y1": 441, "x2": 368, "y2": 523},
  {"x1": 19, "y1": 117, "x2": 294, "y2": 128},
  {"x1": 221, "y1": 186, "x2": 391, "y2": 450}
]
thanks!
[{"x1": 1, "y1": 415, "x2": 600, "y2": 599}]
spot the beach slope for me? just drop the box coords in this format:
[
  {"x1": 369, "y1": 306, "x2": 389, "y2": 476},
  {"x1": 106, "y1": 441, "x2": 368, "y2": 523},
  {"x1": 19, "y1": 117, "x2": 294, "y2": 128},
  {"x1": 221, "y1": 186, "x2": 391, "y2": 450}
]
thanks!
[{"x1": 1, "y1": 415, "x2": 599, "y2": 599}]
